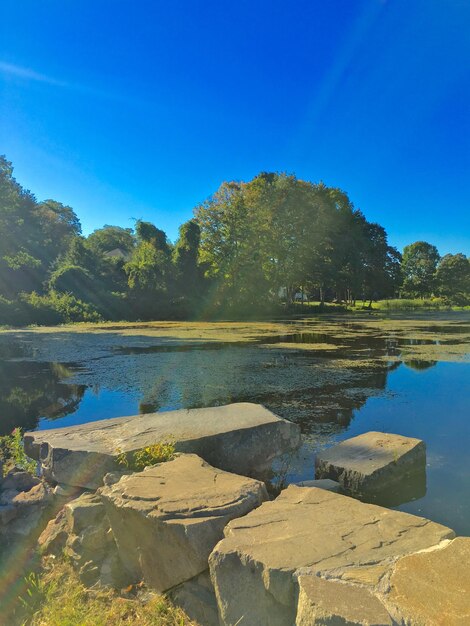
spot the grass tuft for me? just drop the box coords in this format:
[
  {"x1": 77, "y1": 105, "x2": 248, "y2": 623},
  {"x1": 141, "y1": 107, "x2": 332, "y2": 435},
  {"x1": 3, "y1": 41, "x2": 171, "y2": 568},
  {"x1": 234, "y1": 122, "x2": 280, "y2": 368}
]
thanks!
[{"x1": 23, "y1": 558, "x2": 196, "y2": 626}]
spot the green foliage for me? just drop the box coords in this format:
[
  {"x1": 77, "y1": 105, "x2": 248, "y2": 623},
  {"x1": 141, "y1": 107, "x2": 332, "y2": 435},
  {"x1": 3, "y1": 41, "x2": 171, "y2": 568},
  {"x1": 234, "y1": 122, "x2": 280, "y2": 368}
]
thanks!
[
  {"x1": 18, "y1": 291, "x2": 102, "y2": 325},
  {"x1": 435, "y1": 253, "x2": 470, "y2": 304},
  {"x1": 0, "y1": 156, "x2": 81, "y2": 299},
  {"x1": 22, "y1": 558, "x2": 195, "y2": 626},
  {"x1": 373, "y1": 298, "x2": 448, "y2": 311},
  {"x1": 116, "y1": 441, "x2": 175, "y2": 471},
  {"x1": 49, "y1": 264, "x2": 95, "y2": 301},
  {"x1": 0, "y1": 428, "x2": 36, "y2": 473},
  {"x1": 18, "y1": 571, "x2": 46, "y2": 615},
  {"x1": 195, "y1": 173, "x2": 401, "y2": 312},
  {"x1": 87, "y1": 224, "x2": 135, "y2": 255},
  {"x1": 0, "y1": 156, "x2": 468, "y2": 324},
  {"x1": 402, "y1": 241, "x2": 440, "y2": 298}
]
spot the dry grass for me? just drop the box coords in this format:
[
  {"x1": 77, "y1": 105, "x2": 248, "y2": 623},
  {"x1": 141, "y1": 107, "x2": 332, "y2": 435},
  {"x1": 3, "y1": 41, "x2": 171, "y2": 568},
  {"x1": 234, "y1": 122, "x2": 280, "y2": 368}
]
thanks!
[{"x1": 26, "y1": 559, "x2": 197, "y2": 626}]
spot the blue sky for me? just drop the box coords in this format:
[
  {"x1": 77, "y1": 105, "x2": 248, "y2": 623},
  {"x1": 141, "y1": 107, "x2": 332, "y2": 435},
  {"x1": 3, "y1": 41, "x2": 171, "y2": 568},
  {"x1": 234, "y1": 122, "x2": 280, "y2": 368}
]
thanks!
[{"x1": 1, "y1": 0, "x2": 469, "y2": 254}]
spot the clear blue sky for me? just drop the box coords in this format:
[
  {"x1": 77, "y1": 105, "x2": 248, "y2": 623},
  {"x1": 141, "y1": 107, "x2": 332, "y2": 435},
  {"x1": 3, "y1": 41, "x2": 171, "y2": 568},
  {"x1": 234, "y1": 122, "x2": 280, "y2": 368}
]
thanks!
[{"x1": 1, "y1": 0, "x2": 469, "y2": 254}]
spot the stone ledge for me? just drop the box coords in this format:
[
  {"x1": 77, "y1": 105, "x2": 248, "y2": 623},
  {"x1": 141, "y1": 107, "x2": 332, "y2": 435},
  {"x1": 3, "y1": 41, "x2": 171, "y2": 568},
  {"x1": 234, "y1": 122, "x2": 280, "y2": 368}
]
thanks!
[{"x1": 24, "y1": 403, "x2": 301, "y2": 489}]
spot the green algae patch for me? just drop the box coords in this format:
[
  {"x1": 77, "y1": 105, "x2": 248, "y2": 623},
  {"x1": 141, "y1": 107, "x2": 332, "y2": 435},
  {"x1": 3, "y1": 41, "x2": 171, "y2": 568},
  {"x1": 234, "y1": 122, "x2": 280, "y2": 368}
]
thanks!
[{"x1": 261, "y1": 342, "x2": 345, "y2": 351}]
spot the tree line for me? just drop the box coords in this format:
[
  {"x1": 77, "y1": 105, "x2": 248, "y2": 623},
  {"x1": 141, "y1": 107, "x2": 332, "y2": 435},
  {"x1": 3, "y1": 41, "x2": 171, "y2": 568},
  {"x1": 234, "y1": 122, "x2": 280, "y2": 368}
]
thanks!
[{"x1": 0, "y1": 156, "x2": 468, "y2": 325}]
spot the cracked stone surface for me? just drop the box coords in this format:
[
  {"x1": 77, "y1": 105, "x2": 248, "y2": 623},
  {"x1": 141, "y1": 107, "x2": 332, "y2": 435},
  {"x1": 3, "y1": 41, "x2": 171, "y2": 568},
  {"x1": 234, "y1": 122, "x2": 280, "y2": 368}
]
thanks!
[
  {"x1": 315, "y1": 431, "x2": 426, "y2": 496},
  {"x1": 24, "y1": 402, "x2": 300, "y2": 488},
  {"x1": 209, "y1": 485, "x2": 454, "y2": 626},
  {"x1": 296, "y1": 575, "x2": 393, "y2": 626},
  {"x1": 100, "y1": 454, "x2": 268, "y2": 593},
  {"x1": 384, "y1": 537, "x2": 470, "y2": 626}
]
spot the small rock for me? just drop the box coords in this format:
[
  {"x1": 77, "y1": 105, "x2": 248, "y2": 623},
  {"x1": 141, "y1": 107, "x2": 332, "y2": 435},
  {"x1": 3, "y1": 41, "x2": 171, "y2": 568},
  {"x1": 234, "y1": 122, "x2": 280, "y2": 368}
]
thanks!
[
  {"x1": 2, "y1": 470, "x2": 40, "y2": 493},
  {"x1": 0, "y1": 504, "x2": 17, "y2": 526},
  {"x1": 103, "y1": 472, "x2": 127, "y2": 487},
  {"x1": 99, "y1": 550, "x2": 129, "y2": 589},
  {"x1": 53, "y1": 483, "x2": 84, "y2": 498},
  {"x1": 294, "y1": 478, "x2": 340, "y2": 492},
  {"x1": 315, "y1": 431, "x2": 425, "y2": 496},
  {"x1": 0, "y1": 489, "x2": 19, "y2": 506},
  {"x1": 296, "y1": 575, "x2": 393, "y2": 626},
  {"x1": 38, "y1": 508, "x2": 70, "y2": 556},
  {"x1": 65, "y1": 493, "x2": 105, "y2": 534},
  {"x1": 170, "y1": 571, "x2": 220, "y2": 626}
]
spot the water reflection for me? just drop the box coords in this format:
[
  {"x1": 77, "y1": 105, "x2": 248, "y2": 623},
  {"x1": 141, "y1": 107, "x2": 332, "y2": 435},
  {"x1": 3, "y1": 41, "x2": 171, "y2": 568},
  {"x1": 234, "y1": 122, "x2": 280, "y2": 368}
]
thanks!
[
  {"x1": 0, "y1": 361, "x2": 86, "y2": 435},
  {"x1": 0, "y1": 321, "x2": 469, "y2": 533}
]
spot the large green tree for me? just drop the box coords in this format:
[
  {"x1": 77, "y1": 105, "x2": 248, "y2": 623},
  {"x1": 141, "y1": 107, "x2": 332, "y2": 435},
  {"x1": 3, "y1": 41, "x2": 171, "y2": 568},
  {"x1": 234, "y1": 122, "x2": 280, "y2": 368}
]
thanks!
[
  {"x1": 435, "y1": 253, "x2": 470, "y2": 303},
  {"x1": 0, "y1": 157, "x2": 81, "y2": 298},
  {"x1": 401, "y1": 241, "x2": 440, "y2": 298}
]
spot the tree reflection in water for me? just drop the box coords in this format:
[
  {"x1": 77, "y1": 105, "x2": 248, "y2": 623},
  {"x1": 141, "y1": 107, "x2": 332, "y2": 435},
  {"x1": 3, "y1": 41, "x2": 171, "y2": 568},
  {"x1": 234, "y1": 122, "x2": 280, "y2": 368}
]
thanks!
[{"x1": 0, "y1": 361, "x2": 86, "y2": 435}]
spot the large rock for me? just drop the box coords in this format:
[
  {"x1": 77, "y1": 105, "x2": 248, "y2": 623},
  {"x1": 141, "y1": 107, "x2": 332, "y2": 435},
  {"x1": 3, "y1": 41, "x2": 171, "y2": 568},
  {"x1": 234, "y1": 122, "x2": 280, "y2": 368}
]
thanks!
[
  {"x1": 39, "y1": 491, "x2": 127, "y2": 588},
  {"x1": 100, "y1": 454, "x2": 268, "y2": 593},
  {"x1": 296, "y1": 575, "x2": 393, "y2": 626},
  {"x1": 384, "y1": 537, "x2": 470, "y2": 626},
  {"x1": 0, "y1": 481, "x2": 53, "y2": 539},
  {"x1": 209, "y1": 485, "x2": 454, "y2": 626},
  {"x1": 25, "y1": 402, "x2": 300, "y2": 488},
  {"x1": 315, "y1": 431, "x2": 425, "y2": 498}
]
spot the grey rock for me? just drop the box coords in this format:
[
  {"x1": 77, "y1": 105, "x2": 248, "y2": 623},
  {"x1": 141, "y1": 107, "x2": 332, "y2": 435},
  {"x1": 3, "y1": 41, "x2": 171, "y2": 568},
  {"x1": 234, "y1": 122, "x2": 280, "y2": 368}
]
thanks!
[
  {"x1": 209, "y1": 485, "x2": 454, "y2": 626},
  {"x1": 0, "y1": 482, "x2": 54, "y2": 539},
  {"x1": 294, "y1": 478, "x2": 340, "y2": 492},
  {"x1": 24, "y1": 402, "x2": 301, "y2": 489},
  {"x1": 38, "y1": 508, "x2": 69, "y2": 555},
  {"x1": 1, "y1": 469, "x2": 40, "y2": 493},
  {"x1": 170, "y1": 571, "x2": 220, "y2": 626},
  {"x1": 53, "y1": 483, "x2": 85, "y2": 498},
  {"x1": 296, "y1": 575, "x2": 393, "y2": 626},
  {"x1": 100, "y1": 453, "x2": 268, "y2": 593},
  {"x1": 0, "y1": 504, "x2": 16, "y2": 525},
  {"x1": 315, "y1": 431, "x2": 425, "y2": 496},
  {"x1": 65, "y1": 492, "x2": 105, "y2": 535}
]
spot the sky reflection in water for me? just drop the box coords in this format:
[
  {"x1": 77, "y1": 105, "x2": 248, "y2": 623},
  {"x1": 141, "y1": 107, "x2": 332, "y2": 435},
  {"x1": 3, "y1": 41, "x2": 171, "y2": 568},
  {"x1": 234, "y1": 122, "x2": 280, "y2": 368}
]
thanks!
[{"x1": 0, "y1": 323, "x2": 469, "y2": 534}]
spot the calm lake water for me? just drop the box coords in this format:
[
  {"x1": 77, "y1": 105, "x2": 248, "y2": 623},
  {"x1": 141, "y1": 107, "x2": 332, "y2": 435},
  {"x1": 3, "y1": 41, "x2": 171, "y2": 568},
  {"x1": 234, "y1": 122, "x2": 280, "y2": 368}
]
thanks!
[{"x1": 0, "y1": 315, "x2": 469, "y2": 534}]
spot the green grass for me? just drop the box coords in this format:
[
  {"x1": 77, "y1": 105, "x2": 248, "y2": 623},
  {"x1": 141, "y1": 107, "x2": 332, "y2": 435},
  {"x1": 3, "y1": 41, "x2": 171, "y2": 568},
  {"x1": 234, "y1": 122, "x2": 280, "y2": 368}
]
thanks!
[
  {"x1": 371, "y1": 298, "x2": 470, "y2": 311},
  {"x1": 21, "y1": 558, "x2": 196, "y2": 626}
]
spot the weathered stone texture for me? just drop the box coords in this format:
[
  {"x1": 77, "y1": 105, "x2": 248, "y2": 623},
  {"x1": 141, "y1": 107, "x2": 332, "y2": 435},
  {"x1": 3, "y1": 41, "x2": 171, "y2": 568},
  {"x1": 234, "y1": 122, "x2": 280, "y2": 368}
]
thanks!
[
  {"x1": 39, "y1": 491, "x2": 127, "y2": 588},
  {"x1": 384, "y1": 537, "x2": 470, "y2": 626},
  {"x1": 25, "y1": 402, "x2": 300, "y2": 488},
  {"x1": 170, "y1": 571, "x2": 220, "y2": 626},
  {"x1": 296, "y1": 575, "x2": 393, "y2": 626},
  {"x1": 209, "y1": 485, "x2": 454, "y2": 626},
  {"x1": 101, "y1": 454, "x2": 268, "y2": 593},
  {"x1": 315, "y1": 431, "x2": 425, "y2": 496}
]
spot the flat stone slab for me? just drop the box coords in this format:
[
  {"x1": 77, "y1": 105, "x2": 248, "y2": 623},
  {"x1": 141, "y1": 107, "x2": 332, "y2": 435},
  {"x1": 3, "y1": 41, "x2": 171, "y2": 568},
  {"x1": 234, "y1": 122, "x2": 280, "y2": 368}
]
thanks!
[
  {"x1": 100, "y1": 454, "x2": 268, "y2": 593},
  {"x1": 24, "y1": 402, "x2": 301, "y2": 488},
  {"x1": 209, "y1": 485, "x2": 454, "y2": 626},
  {"x1": 296, "y1": 575, "x2": 393, "y2": 626},
  {"x1": 384, "y1": 537, "x2": 470, "y2": 625},
  {"x1": 315, "y1": 431, "x2": 425, "y2": 496}
]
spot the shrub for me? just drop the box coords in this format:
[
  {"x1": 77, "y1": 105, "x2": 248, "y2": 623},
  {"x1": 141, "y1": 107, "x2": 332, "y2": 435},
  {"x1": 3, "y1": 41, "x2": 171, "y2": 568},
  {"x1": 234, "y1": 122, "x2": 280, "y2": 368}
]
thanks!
[
  {"x1": 20, "y1": 291, "x2": 102, "y2": 324},
  {"x1": 0, "y1": 428, "x2": 36, "y2": 474},
  {"x1": 116, "y1": 441, "x2": 175, "y2": 471},
  {"x1": 374, "y1": 298, "x2": 448, "y2": 311}
]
